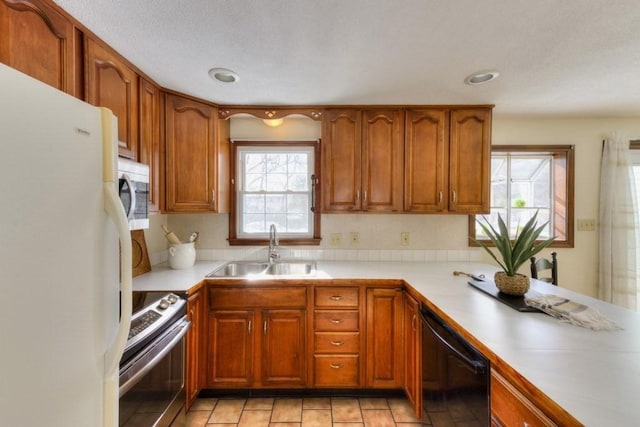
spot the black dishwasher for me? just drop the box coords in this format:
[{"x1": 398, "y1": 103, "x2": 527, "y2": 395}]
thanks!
[{"x1": 420, "y1": 305, "x2": 490, "y2": 426}]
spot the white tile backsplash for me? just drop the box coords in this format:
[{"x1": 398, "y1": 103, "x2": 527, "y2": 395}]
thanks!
[{"x1": 181, "y1": 248, "x2": 484, "y2": 264}]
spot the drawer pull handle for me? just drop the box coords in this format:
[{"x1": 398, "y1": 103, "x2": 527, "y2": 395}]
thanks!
[
  {"x1": 329, "y1": 363, "x2": 343, "y2": 369},
  {"x1": 330, "y1": 295, "x2": 343, "y2": 301},
  {"x1": 330, "y1": 340, "x2": 345, "y2": 346},
  {"x1": 330, "y1": 319, "x2": 343, "y2": 324}
]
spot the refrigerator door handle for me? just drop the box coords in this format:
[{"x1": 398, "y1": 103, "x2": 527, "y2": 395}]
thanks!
[{"x1": 100, "y1": 108, "x2": 132, "y2": 427}]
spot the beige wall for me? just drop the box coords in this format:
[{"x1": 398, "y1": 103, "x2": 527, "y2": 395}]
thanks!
[{"x1": 154, "y1": 115, "x2": 640, "y2": 297}]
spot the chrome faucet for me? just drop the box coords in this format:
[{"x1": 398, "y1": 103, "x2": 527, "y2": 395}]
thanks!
[{"x1": 268, "y1": 223, "x2": 280, "y2": 263}]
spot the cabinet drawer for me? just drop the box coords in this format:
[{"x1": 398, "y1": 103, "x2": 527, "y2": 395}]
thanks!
[
  {"x1": 313, "y1": 355, "x2": 359, "y2": 386},
  {"x1": 314, "y1": 332, "x2": 360, "y2": 353},
  {"x1": 314, "y1": 310, "x2": 359, "y2": 331},
  {"x1": 491, "y1": 371, "x2": 556, "y2": 427},
  {"x1": 209, "y1": 287, "x2": 307, "y2": 308},
  {"x1": 315, "y1": 287, "x2": 359, "y2": 307}
]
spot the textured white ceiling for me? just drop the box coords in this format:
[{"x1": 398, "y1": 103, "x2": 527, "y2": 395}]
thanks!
[{"x1": 53, "y1": 0, "x2": 640, "y2": 116}]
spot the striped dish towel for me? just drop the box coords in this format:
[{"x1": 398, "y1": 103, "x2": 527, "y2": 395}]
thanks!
[{"x1": 525, "y1": 294, "x2": 623, "y2": 331}]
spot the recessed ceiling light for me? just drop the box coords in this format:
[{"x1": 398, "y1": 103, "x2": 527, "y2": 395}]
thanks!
[
  {"x1": 208, "y1": 67, "x2": 239, "y2": 84},
  {"x1": 464, "y1": 70, "x2": 500, "y2": 85}
]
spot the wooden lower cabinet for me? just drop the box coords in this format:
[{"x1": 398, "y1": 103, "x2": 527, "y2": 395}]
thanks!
[
  {"x1": 403, "y1": 293, "x2": 422, "y2": 418},
  {"x1": 207, "y1": 286, "x2": 307, "y2": 388},
  {"x1": 208, "y1": 310, "x2": 254, "y2": 387},
  {"x1": 491, "y1": 370, "x2": 557, "y2": 427},
  {"x1": 312, "y1": 286, "x2": 362, "y2": 387},
  {"x1": 185, "y1": 289, "x2": 203, "y2": 410},
  {"x1": 365, "y1": 287, "x2": 404, "y2": 388},
  {"x1": 262, "y1": 309, "x2": 306, "y2": 386}
]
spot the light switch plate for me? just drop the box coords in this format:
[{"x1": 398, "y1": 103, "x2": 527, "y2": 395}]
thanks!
[{"x1": 577, "y1": 219, "x2": 596, "y2": 231}]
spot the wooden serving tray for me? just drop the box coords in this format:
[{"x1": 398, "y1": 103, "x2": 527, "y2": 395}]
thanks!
[{"x1": 468, "y1": 280, "x2": 542, "y2": 312}]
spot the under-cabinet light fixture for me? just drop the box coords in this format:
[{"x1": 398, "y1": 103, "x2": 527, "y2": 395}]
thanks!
[{"x1": 263, "y1": 118, "x2": 284, "y2": 128}]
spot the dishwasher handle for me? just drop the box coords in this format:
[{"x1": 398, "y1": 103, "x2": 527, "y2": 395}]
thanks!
[{"x1": 419, "y1": 306, "x2": 487, "y2": 375}]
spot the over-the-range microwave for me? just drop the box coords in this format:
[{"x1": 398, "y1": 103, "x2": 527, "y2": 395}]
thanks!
[{"x1": 117, "y1": 158, "x2": 149, "y2": 230}]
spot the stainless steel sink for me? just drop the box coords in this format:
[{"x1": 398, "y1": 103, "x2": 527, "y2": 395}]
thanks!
[
  {"x1": 207, "y1": 260, "x2": 316, "y2": 278},
  {"x1": 206, "y1": 261, "x2": 269, "y2": 277},
  {"x1": 265, "y1": 261, "x2": 316, "y2": 276}
]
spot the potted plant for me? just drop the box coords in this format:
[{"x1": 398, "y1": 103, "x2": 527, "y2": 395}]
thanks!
[{"x1": 474, "y1": 211, "x2": 555, "y2": 295}]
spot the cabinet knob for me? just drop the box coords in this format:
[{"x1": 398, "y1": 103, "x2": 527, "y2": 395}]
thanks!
[
  {"x1": 330, "y1": 295, "x2": 343, "y2": 301},
  {"x1": 330, "y1": 340, "x2": 345, "y2": 346},
  {"x1": 356, "y1": 190, "x2": 360, "y2": 203},
  {"x1": 330, "y1": 319, "x2": 344, "y2": 324},
  {"x1": 212, "y1": 189, "x2": 216, "y2": 203},
  {"x1": 329, "y1": 363, "x2": 343, "y2": 369},
  {"x1": 452, "y1": 190, "x2": 457, "y2": 203},
  {"x1": 438, "y1": 191, "x2": 443, "y2": 204}
]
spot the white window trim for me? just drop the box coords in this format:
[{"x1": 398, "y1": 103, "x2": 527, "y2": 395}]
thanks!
[{"x1": 236, "y1": 145, "x2": 315, "y2": 239}]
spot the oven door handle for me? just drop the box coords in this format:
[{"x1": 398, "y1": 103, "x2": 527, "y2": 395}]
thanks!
[
  {"x1": 119, "y1": 319, "x2": 191, "y2": 397},
  {"x1": 419, "y1": 307, "x2": 486, "y2": 374}
]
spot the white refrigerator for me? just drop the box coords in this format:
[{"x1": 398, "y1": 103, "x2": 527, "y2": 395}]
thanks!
[{"x1": 0, "y1": 64, "x2": 132, "y2": 427}]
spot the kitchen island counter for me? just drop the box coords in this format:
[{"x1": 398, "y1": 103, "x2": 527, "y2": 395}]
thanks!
[{"x1": 134, "y1": 260, "x2": 640, "y2": 426}]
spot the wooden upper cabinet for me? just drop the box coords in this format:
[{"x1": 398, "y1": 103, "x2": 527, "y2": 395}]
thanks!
[
  {"x1": 165, "y1": 93, "x2": 228, "y2": 213},
  {"x1": 362, "y1": 109, "x2": 404, "y2": 212},
  {"x1": 322, "y1": 109, "x2": 362, "y2": 211},
  {"x1": 322, "y1": 109, "x2": 403, "y2": 212},
  {"x1": 449, "y1": 108, "x2": 491, "y2": 213},
  {"x1": 138, "y1": 77, "x2": 162, "y2": 212},
  {"x1": 0, "y1": 0, "x2": 81, "y2": 97},
  {"x1": 404, "y1": 109, "x2": 449, "y2": 212},
  {"x1": 85, "y1": 38, "x2": 139, "y2": 159}
]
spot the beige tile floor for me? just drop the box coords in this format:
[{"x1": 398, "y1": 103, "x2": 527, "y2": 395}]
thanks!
[{"x1": 170, "y1": 394, "x2": 485, "y2": 427}]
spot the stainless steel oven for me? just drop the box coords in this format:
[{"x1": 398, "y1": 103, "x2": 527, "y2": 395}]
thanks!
[
  {"x1": 119, "y1": 293, "x2": 190, "y2": 427},
  {"x1": 420, "y1": 304, "x2": 489, "y2": 426}
]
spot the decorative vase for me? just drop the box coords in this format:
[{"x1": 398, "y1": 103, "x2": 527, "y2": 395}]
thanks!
[{"x1": 494, "y1": 272, "x2": 530, "y2": 296}]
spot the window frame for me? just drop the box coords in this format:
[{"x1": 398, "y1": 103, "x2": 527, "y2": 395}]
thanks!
[
  {"x1": 468, "y1": 145, "x2": 575, "y2": 248},
  {"x1": 228, "y1": 140, "x2": 322, "y2": 246}
]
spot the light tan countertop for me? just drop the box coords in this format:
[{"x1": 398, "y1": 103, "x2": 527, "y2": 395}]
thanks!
[{"x1": 134, "y1": 260, "x2": 640, "y2": 426}]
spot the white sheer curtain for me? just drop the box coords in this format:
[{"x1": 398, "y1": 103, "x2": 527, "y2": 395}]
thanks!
[{"x1": 599, "y1": 133, "x2": 639, "y2": 310}]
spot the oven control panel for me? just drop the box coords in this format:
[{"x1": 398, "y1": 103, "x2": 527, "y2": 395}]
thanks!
[{"x1": 122, "y1": 293, "x2": 186, "y2": 363}]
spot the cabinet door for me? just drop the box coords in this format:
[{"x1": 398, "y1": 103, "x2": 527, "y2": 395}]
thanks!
[
  {"x1": 165, "y1": 94, "x2": 217, "y2": 212},
  {"x1": 449, "y1": 109, "x2": 491, "y2": 213},
  {"x1": 362, "y1": 109, "x2": 404, "y2": 212},
  {"x1": 185, "y1": 290, "x2": 203, "y2": 410},
  {"x1": 404, "y1": 109, "x2": 449, "y2": 212},
  {"x1": 85, "y1": 38, "x2": 139, "y2": 159},
  {"x1": 403, "y1": 293, "x2": 422, "y2": 419},
  {"x1": 322, "y1": 109, "x2": 362, "y2": 212},
  {"x1": 138, "y1": 77, "x2": 162, "y2": 213},
  {"x1": 208, "y1": 310, "x2": 254, "y2": 387},
  {"x1": 262, "y1": 309, "x2": 306, "y2": 386},
  {"x1": 366, "y1": 288, "x2": 404, "y2": 388},
  {"x1": 0, "y1": 0, "x2": 80, "y2": 97}
]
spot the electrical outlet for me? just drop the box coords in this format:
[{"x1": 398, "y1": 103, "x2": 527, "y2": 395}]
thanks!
[
  {"x1": 401, "y1": 232, "x2": 410, "y2": 246},
  {"x1": 577, "y1": 219, "x2": 596, "y2": 231},
  {"x1": 350, "y1": 232, "x2": 360, "y2": 245},
  {"x1": 330, "y1": 233, "x2": 342, "y2": 246}
]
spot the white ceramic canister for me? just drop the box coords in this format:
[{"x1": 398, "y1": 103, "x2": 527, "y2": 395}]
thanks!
[{"x1": 168, "y1": 242, "x2": 196, "y2": 269}]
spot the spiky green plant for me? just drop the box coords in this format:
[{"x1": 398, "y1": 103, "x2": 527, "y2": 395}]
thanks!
[{"x1": 474, "y1": 211, "x2": 555, "y2": 276}]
